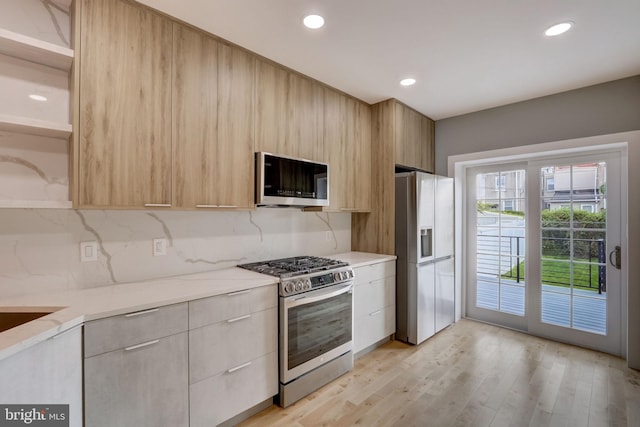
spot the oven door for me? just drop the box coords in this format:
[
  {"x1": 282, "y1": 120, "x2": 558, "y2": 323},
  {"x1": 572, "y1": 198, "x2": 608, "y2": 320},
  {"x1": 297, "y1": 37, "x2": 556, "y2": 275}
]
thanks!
[{"x1": 280, "y1": 282, "x2": 353, "y2": 384}]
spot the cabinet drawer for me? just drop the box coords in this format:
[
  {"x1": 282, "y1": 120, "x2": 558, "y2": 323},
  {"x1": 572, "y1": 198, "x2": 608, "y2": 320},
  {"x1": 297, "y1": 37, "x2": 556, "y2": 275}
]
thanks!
[
  {"x1": 190, "y1": 351, "x2": 278, "y2": 427},
  {"x1": 354, "y1": 276, "x2": 395, "y2": 318},
  {"x1": 84, "y1": 302, "x2": 188, "y2": 357},
  {"x1": 354, "y1": 260, "x2": 395, "y2": 285},
  {"x1": 189, "y1": 284, "x2": 277, "y2": 329},
  {"x1": 354, "y1": 305, "x2": 395, "y2": 354},
  {"x1": 84, "y1": 331, "x2": 189, "y2": 427},
  {"x1": 189, "y1": 307, "x2": 277, "y2": 384}
]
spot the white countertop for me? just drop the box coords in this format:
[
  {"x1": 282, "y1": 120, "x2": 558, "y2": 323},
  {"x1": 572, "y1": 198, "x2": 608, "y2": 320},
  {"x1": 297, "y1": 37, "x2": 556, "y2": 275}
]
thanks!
[
  {"x1": 0, "y1": 251, "x2": 394, "y2": 362},
  {"x1": 328, "y1": 251, "x2": 396, "y2": 267}
]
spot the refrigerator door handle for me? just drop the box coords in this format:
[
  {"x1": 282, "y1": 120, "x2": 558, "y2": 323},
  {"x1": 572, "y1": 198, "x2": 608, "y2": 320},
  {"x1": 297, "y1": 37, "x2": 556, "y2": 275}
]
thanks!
[{"x1": 418, "y1": 255, "x2": 453, "y2": 267}]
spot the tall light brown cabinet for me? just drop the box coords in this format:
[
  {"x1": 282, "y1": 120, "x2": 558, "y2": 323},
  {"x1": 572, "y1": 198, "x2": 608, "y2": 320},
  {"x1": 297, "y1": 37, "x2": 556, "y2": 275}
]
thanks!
[{"x1": 352, "y1": 99, "x2": 435, "y2": 255}]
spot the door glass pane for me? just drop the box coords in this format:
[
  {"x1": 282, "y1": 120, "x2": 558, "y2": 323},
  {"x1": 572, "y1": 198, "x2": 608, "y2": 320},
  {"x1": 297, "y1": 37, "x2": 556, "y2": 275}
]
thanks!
[
  {"x1": 476, "y1": 170, "x2": 526, "y2": 316},
  {"x1": 539, "y1": 163, "x2": 607, "y2": 334}
]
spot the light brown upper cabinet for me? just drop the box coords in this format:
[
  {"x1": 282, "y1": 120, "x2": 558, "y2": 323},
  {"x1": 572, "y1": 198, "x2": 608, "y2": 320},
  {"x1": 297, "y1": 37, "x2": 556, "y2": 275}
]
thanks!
[
  {"x1": 172, "y1": 25, "x2": 255, "y2": 209},
  {"x1": 216, "y1": 43, "x2": 255, "y2": 208},
  {"x1": 255, "y1": 61, "x2": 289, "y2": 157},
  {"x1": 77, "y1": 0, "x2": 172, "y2": 208},
  {"x1": 288, "y1": 73, "x2": 324, "y2": 161},
  {"x1": 255, "y1": 60, "x2": 324, "y2": 161},
  {"x1": 324, "y1": 89, "x2": 371, "y2": 212},
  {"x1": 394, "y1": 101, "x2": 434, "y2": 173}
]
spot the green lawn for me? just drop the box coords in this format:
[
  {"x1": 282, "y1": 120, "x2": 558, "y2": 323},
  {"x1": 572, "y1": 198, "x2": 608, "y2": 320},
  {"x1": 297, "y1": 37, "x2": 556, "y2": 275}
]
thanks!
[{"x1": 502, "y1": 256, "x2": 602, "y2": 291}]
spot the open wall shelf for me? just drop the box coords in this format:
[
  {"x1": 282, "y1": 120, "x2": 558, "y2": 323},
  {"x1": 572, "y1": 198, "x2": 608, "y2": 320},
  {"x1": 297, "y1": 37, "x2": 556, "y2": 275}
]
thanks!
[
  {"x1": 0, "y1": 28, "x2": 73, "y2": 71},
  {"x1": 0, "y1": 114, "x2": 72, "y2": 139}
]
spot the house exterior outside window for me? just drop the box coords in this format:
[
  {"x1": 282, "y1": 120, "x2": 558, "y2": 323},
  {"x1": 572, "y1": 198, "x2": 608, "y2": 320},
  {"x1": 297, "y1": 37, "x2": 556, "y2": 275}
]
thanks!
[
  {"x1": 546, "y1": 177, "x2": 555, "y2": 191},
  {"x1": 544, "y1": 163, "x2": 606, "y2": 212}
]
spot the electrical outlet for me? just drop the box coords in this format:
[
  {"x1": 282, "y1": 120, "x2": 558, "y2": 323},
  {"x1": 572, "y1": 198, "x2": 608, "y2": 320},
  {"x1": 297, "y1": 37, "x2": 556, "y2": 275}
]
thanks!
[
  {"x1": 80, "y1": 241, "x2": 98, "y2": 262},
  {"x1": 153, "y1": 238, "x2": 167, "y2": 256},
  {"x1": 325, "y1": 231, "x2": 332, "y2": 242}
]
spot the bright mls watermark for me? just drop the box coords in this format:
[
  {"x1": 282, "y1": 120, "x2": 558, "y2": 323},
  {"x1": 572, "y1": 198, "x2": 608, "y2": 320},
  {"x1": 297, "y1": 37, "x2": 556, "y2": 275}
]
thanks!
[{"x1": 0, "y1": 405, "x2": 68, "y2": 426}]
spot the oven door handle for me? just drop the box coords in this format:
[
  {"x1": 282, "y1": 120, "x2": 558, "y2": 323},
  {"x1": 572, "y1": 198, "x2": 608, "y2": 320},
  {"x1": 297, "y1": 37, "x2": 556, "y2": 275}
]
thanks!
[{"x1": 285, "y1": 282, "x2": 353, "y2": 308}]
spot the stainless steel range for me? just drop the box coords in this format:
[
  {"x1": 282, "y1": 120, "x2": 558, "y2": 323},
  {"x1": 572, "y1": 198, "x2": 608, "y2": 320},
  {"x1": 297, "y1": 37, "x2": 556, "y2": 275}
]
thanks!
[{"x1": 239, "y1": 256, "x2": 354, "y2": 407}]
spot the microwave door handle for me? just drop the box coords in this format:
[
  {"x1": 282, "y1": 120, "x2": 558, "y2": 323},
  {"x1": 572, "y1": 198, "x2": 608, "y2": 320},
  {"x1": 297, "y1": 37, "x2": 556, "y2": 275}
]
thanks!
[{"x1": 286, "y1": 283, "x2": 353, "y2": 308}]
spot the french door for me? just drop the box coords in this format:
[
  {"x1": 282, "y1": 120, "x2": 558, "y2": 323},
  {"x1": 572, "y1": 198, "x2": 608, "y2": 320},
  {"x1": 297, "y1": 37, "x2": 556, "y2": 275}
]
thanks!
[
  {"x1": 466, "y1": 163, "x2": 528, "y2": 331},
  {"x1": 527, "y1": 153, "x2": 622, "y2": 355},
  {"x1": 465, "y1": 152, "x2": 623, "y2": 355}
]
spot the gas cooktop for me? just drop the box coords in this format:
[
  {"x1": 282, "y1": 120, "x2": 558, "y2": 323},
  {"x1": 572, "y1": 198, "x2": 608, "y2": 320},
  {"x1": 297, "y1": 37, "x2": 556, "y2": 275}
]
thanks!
[{"x1": 238, "y1": 256, "x2": 348, "y2": 278}]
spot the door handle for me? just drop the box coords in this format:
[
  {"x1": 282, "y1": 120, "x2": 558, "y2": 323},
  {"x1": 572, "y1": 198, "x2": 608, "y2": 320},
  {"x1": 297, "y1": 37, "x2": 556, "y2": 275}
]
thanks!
[{"x1": 609, "y1": 246, "x2": 621, "y2": 270}]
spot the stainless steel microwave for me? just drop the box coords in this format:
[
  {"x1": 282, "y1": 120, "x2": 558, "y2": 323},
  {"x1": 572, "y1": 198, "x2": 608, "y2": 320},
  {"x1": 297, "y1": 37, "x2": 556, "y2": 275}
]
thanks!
[{"x1": 255, "y1": 152, "x2": 329, "y2": 207}]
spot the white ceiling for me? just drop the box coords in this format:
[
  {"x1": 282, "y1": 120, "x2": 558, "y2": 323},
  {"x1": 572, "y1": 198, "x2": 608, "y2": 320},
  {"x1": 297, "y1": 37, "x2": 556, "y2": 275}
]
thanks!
[{"x1": 136, "y1": 0, "x2": 640, "y2": 120}]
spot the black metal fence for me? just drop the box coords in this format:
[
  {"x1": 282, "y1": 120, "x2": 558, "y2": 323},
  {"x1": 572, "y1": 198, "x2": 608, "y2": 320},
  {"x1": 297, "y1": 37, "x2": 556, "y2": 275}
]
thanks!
[{"x1": 476, "y1": 234, "x2": 606, "y2": 293}]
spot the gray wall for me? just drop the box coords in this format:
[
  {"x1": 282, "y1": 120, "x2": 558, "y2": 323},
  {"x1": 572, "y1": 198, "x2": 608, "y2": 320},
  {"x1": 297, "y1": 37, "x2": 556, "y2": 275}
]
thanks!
[{"x1": 435, "y1": 75, "x2": 640, "y2": 175}]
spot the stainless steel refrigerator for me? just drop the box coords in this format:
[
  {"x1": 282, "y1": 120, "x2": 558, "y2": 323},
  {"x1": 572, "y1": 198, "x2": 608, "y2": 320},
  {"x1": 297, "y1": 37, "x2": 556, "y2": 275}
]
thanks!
[{"x1": 395, "y1": 171, "x2": 455, "y2": 345}]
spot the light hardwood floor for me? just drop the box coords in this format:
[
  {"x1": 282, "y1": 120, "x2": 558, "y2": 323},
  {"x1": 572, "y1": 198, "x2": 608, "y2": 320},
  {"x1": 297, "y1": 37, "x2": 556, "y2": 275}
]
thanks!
[{"x1": 238, "y1": 319, "x2": 640, "y2": 427}]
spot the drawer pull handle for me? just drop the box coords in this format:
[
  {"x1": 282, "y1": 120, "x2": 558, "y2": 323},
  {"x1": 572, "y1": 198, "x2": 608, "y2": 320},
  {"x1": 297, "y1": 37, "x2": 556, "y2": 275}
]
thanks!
[
  {"x1": 144, "y1": 203, "x2": 171, "y2": 207},
  {"x1": 125, "y1": 339, "x2": 160, "y2": 351},
  {"x1": 227, "y1": 361, "x2": 252, "y2": 373},
  {"x1": 195, "y1": 204, "x2": 219, "y2": 208},
  {"x1": 217, "y1": 205, "x2": 238, "y2": 208},
  {"x1": 227, "y1": 290, "x2": 250, "y2": 297},
  {"x1": 369, "y1": 310, "x2": 383, "y2": 317},
  {"x1": 125, "y1": 308, "x2": 159, "y2": 317},
  {"x1": 227, "y1": 314, "x2": 251, "y2": 323}
]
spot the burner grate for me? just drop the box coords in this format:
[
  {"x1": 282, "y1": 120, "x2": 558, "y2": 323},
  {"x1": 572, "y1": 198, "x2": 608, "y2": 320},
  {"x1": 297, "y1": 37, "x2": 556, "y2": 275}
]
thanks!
[{"x1": 238, "y1": 256, "x2": 348, "y2": 278}]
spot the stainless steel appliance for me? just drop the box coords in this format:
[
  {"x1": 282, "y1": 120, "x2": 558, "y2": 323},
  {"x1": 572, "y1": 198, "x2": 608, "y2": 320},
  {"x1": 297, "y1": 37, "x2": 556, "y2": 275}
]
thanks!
[
  {"x1": 238, "y1": 256, "x2": 354, "y2": 407},
  {"x1": 255, "y1": 152, "x2": 329, "y2": 207},
  {"x1": 395, "y1": 172, "x2": 455, "y2": 345}
]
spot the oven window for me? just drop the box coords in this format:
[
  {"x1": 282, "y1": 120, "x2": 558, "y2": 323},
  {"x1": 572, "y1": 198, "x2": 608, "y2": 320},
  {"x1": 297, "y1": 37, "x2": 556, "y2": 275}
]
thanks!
[{"x1": 287, "y1": 291, "x2": 352, "y2": 370}]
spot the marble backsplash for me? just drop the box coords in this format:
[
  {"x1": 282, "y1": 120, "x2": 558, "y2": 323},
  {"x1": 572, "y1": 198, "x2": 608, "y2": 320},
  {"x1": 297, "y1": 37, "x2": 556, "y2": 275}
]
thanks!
[
  {"x1": 0, "y1": 131, "x2": 69, "y2": 203},
  {"x1": 0, "y1": 0, "x2": 72, "y2": 48},
  {"x1": 0, "y1": 208, "x2": 352, "y2": 298}
]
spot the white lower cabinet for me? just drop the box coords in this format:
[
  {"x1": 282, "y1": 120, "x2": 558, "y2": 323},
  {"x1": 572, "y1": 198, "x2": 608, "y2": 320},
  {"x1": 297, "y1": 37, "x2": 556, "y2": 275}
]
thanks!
[
  {"x1": 81, "y1": 285, "x2": 278, "y2": 426},
  {"x1": 83, "y1": 303, "x2": 189, "y2": 427},
  {"x1": 0, "y1": 326, "x2": 83, "y2": 427},
  {"x1": 353, "y1": 260, "x2": 396, "y2": 354},
  {"x1": 190, "y1": 352, "x2": 278, "y2": 427},
  {"x1": 189, "y1": 284, "x2": 278, "y2": 427}
]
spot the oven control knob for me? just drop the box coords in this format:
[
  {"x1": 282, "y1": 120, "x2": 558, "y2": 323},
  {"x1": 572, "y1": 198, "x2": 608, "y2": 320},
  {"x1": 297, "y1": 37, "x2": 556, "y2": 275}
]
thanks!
[
  {"x1": 333, "y1": 272, "x2": 341, "y2": 281},
  {"x1": 284, "y1": 282, "x2": 295, "y2": 294},
  {"x1": 340, "y1": 271, "x2": 347, "y2": 280},
  {"x1": 304, "y1": 279, "x2": 312, "y2": 290},
  {"x1": 295, "y1": 281, "x2": 303, "y2": 291}
]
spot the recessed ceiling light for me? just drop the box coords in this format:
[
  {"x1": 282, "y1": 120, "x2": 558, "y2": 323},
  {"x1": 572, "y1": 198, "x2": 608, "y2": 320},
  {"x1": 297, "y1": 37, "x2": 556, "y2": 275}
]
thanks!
[
  {"x1": 545, "y1": 21, "x2": 573, "y2": 36},
  {"x1": 303, "y1": 14, "x2": 325, "y2": 29},
  {"x1": 400, "y1": 78, "x2": 416, "y2": 87},
  {"x1": 28, "y1": 94, "x2": 48, "y2": 102}
]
